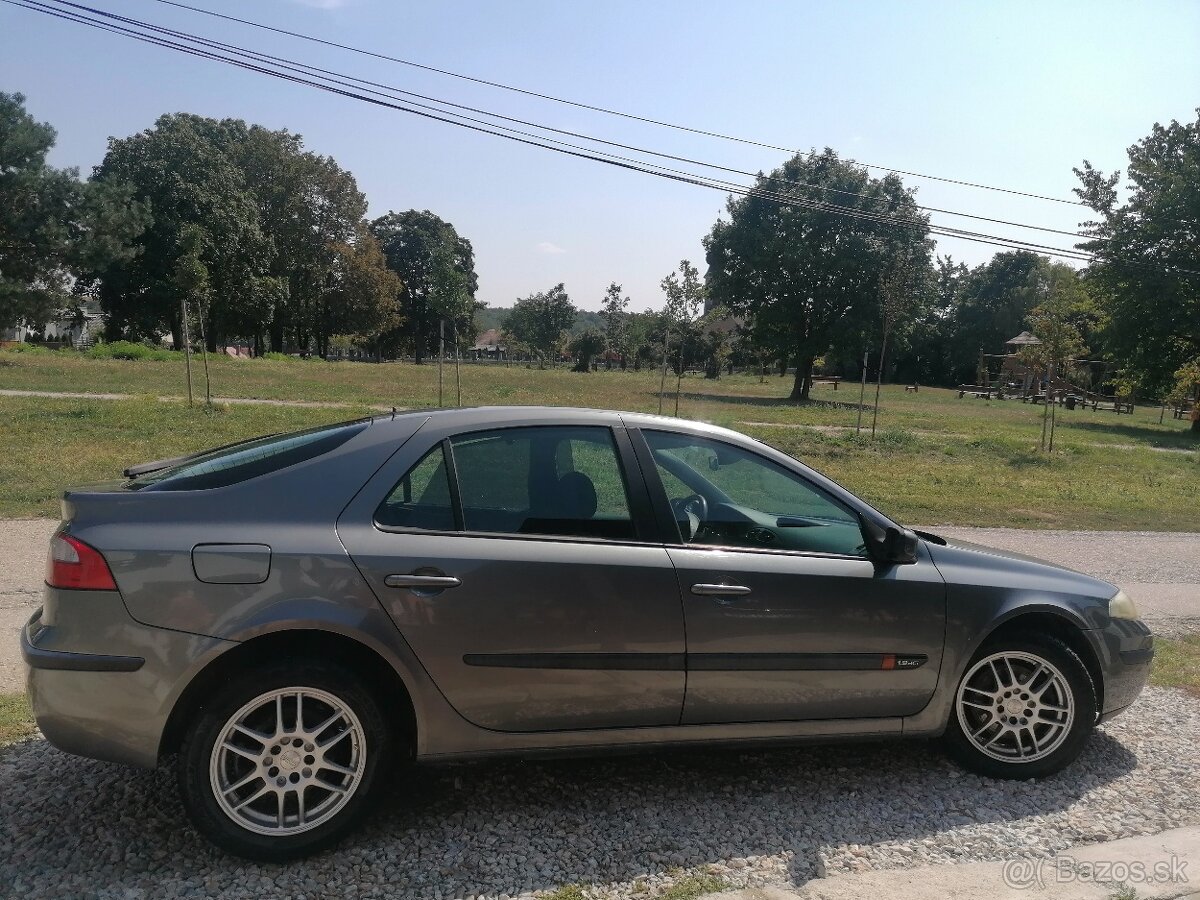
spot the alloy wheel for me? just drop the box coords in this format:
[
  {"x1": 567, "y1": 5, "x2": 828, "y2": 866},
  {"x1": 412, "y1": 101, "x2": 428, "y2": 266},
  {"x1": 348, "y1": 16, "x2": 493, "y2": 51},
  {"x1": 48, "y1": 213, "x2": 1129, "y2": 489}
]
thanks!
[
  {"x1": 955, "y1": 650, "x2": 1075, "y2": 763},
  {"x1": 208, "y1": 687, "x2": 367, "y2": 836}
]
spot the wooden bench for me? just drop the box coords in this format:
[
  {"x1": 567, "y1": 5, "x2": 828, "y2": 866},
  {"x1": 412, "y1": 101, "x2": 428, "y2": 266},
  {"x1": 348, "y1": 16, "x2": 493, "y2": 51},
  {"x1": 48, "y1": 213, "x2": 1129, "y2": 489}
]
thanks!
[
  {"x1": 905, "y1": 384, "x2": 919, "y2": 393},
  {"x1": 812, "y1": 377, "x2": 842, "y2": 390},
  {"x1": 957, "y1": 385, "x2": 993, "y2": 399}
]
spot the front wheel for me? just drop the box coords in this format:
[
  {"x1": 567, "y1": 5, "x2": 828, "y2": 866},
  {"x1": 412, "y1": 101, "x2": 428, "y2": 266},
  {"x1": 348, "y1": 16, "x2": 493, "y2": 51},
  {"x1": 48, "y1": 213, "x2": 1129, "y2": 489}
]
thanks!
[
  {"x1": 944, "y1": 634, "x2": 1097, "y2": 779},
  {"x1": 178, "y1": 662, "x2": 394, "y2": 860}
]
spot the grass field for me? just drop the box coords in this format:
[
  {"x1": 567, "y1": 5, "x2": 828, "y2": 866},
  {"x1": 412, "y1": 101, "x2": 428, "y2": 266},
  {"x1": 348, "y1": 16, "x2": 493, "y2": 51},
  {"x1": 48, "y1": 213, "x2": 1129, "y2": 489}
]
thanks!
[
  {"x1": 0, "y1": 692, "x2": 35, "y2": 748},
  {"x1": 1, "y1": 349, "x2": 1196, "y2": 527}
]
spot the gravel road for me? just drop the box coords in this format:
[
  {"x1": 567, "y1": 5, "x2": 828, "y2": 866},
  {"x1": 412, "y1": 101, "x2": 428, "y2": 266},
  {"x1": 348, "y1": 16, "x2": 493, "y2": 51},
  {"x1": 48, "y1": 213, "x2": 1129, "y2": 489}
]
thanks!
[
  {"x1": 1, "y1": 518, "x2": 1199, "y2": 898},
  {"x1": 1, "y1": 687, "x2": 1198, "y2": 899}
]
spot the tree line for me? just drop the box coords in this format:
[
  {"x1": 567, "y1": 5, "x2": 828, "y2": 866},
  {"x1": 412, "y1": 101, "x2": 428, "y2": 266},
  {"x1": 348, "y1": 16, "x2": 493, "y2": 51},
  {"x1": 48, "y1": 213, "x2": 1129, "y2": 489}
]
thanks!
[
  {"x1": 2, "y1": 94, "x2": 476, "y2": 361},
  {"x1": 2, "y1": 89, "x2": 1196, "y2": 416}
]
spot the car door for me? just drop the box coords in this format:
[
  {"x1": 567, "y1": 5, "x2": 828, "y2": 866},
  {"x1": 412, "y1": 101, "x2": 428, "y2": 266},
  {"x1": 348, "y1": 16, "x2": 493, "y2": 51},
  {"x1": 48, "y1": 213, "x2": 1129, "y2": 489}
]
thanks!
[
  {"x1": 631, "y1": 426, "x2": 946, "y2": 724},
  {"x1": 337, "y1": 418, "x2": 686, "y2": 733}
]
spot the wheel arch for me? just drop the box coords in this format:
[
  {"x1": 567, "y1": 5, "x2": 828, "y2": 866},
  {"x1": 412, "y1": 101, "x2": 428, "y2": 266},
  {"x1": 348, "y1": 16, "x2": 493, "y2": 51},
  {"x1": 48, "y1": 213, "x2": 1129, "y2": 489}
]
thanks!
[
  {"x1": 976, "y1": 607, "x2": 1105, "y2": 717},
  {"x1": 159, "y1": 628, "x2": 418, "y2": 762}
]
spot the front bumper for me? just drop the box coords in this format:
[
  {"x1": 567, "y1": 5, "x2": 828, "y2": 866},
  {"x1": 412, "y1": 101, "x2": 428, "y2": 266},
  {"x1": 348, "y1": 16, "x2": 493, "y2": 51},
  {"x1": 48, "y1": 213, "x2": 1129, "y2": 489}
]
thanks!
[
  {"x1": 22, "y1": 588, "x2": 235, "y2": 768},
  {"x1": 1094, "y1": 617, "x2": 1154, "y2": 723}
]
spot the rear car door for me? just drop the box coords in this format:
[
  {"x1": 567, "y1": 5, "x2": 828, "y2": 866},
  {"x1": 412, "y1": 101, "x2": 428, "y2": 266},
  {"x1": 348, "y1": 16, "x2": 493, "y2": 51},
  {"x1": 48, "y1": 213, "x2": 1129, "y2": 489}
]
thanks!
[
  {"x1": 631, "y1": 427, "x2": 946, "y2": 724},
  {"x1": 337, "y1": 416, "x2": 685, "y2": 733}
]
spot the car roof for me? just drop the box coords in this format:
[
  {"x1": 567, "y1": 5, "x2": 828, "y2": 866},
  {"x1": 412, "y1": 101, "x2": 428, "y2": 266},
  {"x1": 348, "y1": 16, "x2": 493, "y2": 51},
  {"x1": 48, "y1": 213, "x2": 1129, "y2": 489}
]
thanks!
[{"x1": 371, "y1": 405, "x2": 746, "y2": 439}]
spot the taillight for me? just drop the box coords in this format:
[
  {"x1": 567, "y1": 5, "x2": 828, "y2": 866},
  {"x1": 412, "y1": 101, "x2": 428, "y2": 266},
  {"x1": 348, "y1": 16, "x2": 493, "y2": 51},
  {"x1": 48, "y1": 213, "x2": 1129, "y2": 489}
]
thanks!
[{"x1": 45, "y1": 533, "x2": 118, "y2": 591}]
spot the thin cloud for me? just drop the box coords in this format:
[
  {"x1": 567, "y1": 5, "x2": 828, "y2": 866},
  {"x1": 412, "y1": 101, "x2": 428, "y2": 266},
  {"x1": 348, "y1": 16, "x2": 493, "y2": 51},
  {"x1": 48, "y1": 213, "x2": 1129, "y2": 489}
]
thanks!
[{"x1": 536, "y1": 241, "x2": 566, "y2": 255}]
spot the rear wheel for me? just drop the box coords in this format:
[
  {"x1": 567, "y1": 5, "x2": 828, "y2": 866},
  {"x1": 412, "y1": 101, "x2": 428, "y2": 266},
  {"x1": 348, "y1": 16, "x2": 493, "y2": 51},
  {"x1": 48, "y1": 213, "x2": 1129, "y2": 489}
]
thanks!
[
  {"x1": 944, "y1": 634, "x2": 1096, "y2": 779},
  {"x1": 178, "y1": 662, "x2": 394, "y2": 860}
]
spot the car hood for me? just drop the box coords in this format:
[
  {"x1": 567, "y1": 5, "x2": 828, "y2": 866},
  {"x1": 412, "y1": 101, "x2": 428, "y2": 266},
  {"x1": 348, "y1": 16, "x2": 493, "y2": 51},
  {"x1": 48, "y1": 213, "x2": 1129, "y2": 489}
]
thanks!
[{"x1": 917, "y1": 530, "x2": 1117, "y2": 601}]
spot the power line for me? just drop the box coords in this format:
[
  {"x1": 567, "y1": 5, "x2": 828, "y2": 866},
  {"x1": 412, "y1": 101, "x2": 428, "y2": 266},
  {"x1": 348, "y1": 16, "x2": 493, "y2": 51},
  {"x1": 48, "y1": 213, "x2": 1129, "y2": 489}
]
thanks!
[
  {"x1": 64, "y1": 0, "x2": 1091, "y2": 241},
  {"x1": 10, "y1": 0, "x2": 1190, "y2": 277},
  {"x1": 143, "y1": 0, "x2": 1087, "y2": 207},
  {"x1": 14, "y1": 0, "x2": 1091, "y2": 262},
  {"x1": 77, "y1": 0, "x2": 1099, "y2": 243}
]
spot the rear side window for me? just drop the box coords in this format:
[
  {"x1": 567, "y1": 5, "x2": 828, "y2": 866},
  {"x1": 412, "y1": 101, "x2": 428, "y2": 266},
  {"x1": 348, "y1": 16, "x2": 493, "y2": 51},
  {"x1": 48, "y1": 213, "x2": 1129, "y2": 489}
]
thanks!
[
  {"x1": 130, "y1": 420, "x2": 369, "y2": 492},
  {"x1": 374, "y1": 426, "x2": 637, "y2": 541},
  {"x1": 452, "y1": 427, "x2": 635, "y2": 540},
  {"x1": 374, "y1": 443, "x2": 456, "y2": 530}
]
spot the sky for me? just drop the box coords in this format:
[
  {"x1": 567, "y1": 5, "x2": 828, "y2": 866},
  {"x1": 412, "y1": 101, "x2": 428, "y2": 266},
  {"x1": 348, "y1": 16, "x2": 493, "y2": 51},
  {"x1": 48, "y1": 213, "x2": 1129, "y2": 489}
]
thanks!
[{"x1": 2, "y1": 0, "x2": 1198, "y2": 311}]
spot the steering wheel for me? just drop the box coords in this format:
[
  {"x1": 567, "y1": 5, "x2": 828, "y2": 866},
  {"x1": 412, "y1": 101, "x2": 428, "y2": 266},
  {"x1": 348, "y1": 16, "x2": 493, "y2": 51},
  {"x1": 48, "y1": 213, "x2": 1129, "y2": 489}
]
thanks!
[{"x1": 670, "y1": 493, "x2": 708, "y2": 542}]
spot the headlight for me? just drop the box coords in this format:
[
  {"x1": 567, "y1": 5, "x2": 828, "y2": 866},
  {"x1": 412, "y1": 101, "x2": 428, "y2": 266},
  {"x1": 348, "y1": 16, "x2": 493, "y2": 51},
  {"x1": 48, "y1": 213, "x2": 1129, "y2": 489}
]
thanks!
[{"x1": 1109, "y1": 590, "x2": 1140, "y2": 620}]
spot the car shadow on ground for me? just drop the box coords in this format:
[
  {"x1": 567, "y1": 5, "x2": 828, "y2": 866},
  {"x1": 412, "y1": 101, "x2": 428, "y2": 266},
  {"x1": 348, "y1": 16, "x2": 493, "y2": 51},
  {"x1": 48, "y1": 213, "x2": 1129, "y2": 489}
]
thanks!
[
  {"x1": 1059, "y1": 420, "x2": 1197, "y2": 448},
  {"x1": 654, "y1": 391, "x2": 863, "y2": 412},
  {"x1": 0, "y1": 730, "x2": 1140, "y2": 898}
]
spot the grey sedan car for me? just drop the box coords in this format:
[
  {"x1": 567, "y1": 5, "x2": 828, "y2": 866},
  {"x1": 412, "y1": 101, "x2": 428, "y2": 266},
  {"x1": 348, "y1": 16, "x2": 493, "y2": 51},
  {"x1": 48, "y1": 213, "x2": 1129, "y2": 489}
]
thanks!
[{"x1": 23, "y1": 407, "x2": 1153, "y2": 859}]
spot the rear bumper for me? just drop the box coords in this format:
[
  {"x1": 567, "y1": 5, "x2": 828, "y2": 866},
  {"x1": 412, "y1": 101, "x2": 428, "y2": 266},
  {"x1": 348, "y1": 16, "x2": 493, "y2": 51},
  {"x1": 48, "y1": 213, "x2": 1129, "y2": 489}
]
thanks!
[{"x1": 22, "y1": 589, "x2": 235, "y2": 769}]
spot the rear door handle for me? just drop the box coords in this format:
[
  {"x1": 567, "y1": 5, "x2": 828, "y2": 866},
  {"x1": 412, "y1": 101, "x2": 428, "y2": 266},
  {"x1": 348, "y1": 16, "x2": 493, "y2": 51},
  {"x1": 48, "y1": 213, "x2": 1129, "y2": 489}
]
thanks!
[
  {"x1": 385, "y1": 574, "x2": 462, "y2": 590},
  {"x1": 691, "y1": 583, "x2": 752, "y2": 597}
]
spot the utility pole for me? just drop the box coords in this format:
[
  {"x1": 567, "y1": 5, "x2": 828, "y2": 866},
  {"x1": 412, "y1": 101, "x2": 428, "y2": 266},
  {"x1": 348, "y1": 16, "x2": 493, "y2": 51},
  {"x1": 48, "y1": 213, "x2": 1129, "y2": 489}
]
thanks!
[{"x1": 180, "y1": 297, "x2": 193, "y2": 407}]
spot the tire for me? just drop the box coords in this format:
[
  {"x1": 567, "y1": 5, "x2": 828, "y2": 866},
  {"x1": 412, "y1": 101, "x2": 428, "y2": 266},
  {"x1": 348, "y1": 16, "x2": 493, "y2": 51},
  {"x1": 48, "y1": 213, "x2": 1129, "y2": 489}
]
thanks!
[
  {"x1": 944, "y1": 633, "x2": 1097, "y2": 780},
  {"x1": 178, "y1": 661, "x2": 395, "y2": 861}
]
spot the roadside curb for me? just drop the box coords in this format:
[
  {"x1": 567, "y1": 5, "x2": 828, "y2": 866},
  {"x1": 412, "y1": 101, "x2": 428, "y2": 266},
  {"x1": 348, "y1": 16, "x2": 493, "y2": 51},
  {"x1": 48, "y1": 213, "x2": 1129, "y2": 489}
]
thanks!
[{"x1": 705, "y1": 827, "x2": 1200, "y2": 899}]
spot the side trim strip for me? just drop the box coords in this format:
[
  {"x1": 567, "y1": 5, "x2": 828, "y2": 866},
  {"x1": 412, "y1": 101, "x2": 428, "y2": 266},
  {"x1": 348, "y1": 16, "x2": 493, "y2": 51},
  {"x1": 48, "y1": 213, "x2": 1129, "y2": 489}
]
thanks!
[
  {"x1": 21, "y1": 622, "x2": 145, "y2": 673},
  {"x1": 462, "y1": 652, "x2": 928, "y2": 672},
  {"x1": 464, "y1": 653, "x2": 684, "y2": 670},
  {"x1": 689, "y1": 653, "x2": 928, "y2": 671}
]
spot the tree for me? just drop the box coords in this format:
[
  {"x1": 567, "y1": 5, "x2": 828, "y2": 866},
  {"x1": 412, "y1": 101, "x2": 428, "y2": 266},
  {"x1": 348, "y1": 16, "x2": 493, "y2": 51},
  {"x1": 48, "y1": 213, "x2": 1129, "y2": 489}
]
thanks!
[
  {"x1": 599, "y1": 282, "x2": 631, "y2": 369},
  {"x1": 369, "y1": 210, "x2": 478, "y2": 362},
  {"x1": 1075, "y1": 110, "x2": 1200, "y2": 397},
  {"x1": 317, "y1": 225, "x2": 403, "y2": 360},
  {"x1": 86, "y1": 114, "x2": 268, "y2": 349},
  {"x1": 658, "y1": 260, "x2": 704, "y2": 411},
  {"x1": 237, "y1": 125, "x2": 366, "y2": 354},
  {"x1": 1019, "y1": 265, "x2": 1091, "y2": 450},
  {"x1": 0, "y1": 92, "x2": 145, "y2": 331},
  {"x1": 503, "y1": 283, "x2": 577, "y2": 367},
  {"x1": 705, "y1": 149, "x2": 931, "y2": 400},
  {"x1": 1167, "y1": 358, "x2": 1200, "y2": 434},
  {"x1": 871, "y1": 249, "x2": 928, "y2": 435},
  {"x1": 696, "y1": 308, "x2": 737, "y2": 379},
  {"x1": 624, "y1": 309, "x2": 663, "y2": 370},
  {"x1": 569, "y1": 327, "x2": 605, "y2": 372}
]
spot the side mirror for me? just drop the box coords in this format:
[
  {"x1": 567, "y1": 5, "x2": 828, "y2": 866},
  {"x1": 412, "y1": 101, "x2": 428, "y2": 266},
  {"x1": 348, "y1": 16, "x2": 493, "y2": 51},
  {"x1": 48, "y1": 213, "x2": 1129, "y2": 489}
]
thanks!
[{"x1": 861, "y1": 517, "x2": 919, "y2": 565}]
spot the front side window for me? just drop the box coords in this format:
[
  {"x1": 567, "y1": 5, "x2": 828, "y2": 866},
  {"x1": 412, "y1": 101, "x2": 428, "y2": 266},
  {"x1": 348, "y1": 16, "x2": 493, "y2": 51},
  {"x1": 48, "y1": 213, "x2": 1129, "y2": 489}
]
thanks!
[{"x1": 643, "y1": 430, "x2": 866, "y2": 557}]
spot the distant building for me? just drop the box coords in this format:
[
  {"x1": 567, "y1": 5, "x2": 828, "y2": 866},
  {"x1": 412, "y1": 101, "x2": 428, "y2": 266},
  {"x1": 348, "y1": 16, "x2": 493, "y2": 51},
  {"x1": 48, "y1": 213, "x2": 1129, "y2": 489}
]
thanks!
[
  {"x1": 1005, "y1": 331, "x2": 1042, "y2": 350},
  {"x1": 470, "y1": 328, "x2": 507, "y2": 361},
  {"x1": 1, "y1": 301, "x2": 103, "y2": 348}
]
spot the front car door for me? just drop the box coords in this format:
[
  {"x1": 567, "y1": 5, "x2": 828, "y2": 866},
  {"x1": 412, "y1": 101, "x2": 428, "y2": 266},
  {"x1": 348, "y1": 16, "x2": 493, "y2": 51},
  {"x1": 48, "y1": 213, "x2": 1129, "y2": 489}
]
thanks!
[
  {"x1": 629, "y1": 424, "x2": 946, "y2": 724},
  {"x1": 338, "y1": 413, "x2": 685, "y2": 733}
]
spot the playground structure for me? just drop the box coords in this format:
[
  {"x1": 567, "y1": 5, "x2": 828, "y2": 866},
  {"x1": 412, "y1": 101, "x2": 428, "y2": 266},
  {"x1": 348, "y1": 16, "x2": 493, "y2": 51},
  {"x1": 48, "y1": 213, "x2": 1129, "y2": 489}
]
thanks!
[{"x1": 957, "y1": 331, "x2": 1132, "y2": 412}]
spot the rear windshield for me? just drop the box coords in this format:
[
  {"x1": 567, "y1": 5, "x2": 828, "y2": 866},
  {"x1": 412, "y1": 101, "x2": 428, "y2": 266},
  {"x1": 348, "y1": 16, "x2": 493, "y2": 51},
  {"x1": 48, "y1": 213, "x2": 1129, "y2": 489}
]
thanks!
[{"x1": 128, "y1": 419, "x2": 369, "y2": 491}]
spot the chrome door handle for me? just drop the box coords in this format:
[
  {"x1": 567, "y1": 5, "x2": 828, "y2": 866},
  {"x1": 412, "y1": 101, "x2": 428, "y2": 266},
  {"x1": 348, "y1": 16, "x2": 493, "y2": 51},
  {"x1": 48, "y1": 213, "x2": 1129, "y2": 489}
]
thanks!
[
  {"x1": 691, "y1": 583, "x2": 752, "y2": 597},
  {"x1": 385, "y1": 574, "x2": 462, "y2": 590}
]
